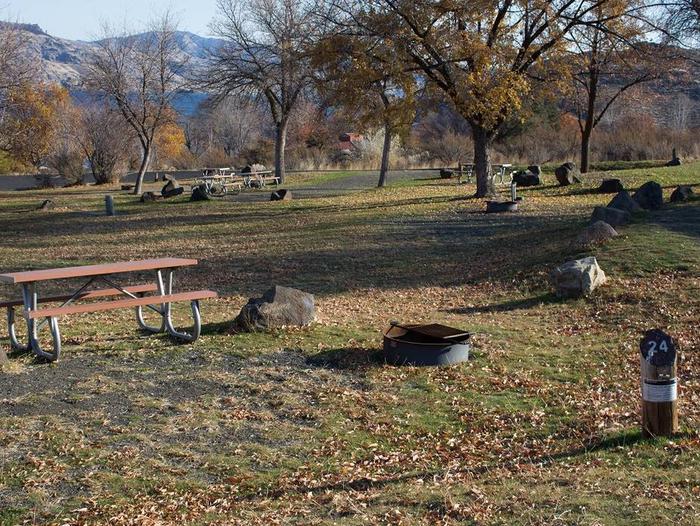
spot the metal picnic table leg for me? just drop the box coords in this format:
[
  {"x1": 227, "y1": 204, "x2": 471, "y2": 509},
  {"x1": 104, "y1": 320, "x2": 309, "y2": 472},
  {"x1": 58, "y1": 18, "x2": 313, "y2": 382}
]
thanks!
[
  {"x1": 22, "y1": 283, "x2": 61, "y2": 362},
  {"x1": 159, "y1": 269, "x2": 201, "y2": 343},
  {"x1": 7, "y1": 306, "x2": 29, "y2": 352}
]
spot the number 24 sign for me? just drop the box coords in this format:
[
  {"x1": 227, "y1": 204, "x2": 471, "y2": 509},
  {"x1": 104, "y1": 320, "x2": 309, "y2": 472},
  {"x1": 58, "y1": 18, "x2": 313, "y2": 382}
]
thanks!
[{"x1": 640, "y1": 329, "x2": 676, "y2": 367}]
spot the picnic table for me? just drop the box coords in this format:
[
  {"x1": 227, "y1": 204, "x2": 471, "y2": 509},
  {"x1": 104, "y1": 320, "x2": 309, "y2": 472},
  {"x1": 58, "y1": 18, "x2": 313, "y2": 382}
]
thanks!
[
  {"x1": 193, "y1": 168, "x2": 280, "y2": 197},
  {"x1": 455, "y1": 163, "x2": 514, "y2": 185},
  {"x1": 0, "y1": 258, "x2": 217, "y2": 362}
]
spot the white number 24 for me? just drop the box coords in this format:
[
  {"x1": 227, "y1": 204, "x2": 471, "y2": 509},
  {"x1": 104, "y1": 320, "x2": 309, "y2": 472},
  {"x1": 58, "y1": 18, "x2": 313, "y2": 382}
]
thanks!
[{"x1": 648, "y1": 340, "x2": 669, "y2": 354}]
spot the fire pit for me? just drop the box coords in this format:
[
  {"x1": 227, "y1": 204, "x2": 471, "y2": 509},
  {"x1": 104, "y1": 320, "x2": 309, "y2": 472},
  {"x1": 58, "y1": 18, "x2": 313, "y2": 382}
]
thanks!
[
  {"x1": 486, "y1": 200, "x2": 518, "y2": 213},
  {"x1": 383, "y1": 322, "x2": 470, "y2": 366}
]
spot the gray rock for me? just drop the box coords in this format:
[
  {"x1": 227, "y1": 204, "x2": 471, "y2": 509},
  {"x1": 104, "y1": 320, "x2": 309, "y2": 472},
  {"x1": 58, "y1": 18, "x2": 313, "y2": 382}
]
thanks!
[
  {"x1": 527, "y1": 165, "x2": 542, "y2": 176},
  {"x1": 598, "y1": 179, "x2": 624, "y2": 193},
  {"x1": 440, "y1": 168, "x2": 455, "y2": 179},
  {"x1": 161, "y1": 176, "x2": 183, "y2": 198},
  {"x1": 140, "y1": 191, "x2": 162, "y2": 202},
  {"x1": 241, "y1": 163, "x2": 266, "y2": 174},
  {"x1": 607, "y1": 190, "x2": 642, "y2": 214},
  {"x1": 551, "y1": 256, "x2": 607, "y2": 298},
  {"x1": 270, "y1": 189, "x2": 292, "y2": 201},
  {"x1": 591, "y1": 206, "x2": 631, "y2": 227},
  {"x1": 36, "y1": 199, "x2": 55, "y2": 211},
  {"x1": 633, "y1": 181, "x2": 663, "y2": 210},
  {"x1": 665, "y1": 157, "x2": 682, "y2": 167},
  {"x1": 572, "y1": 221, "x2": 618, "y2": 250},
  {"x1": 670, "y1": 185, "x2": 694, "y2": 203},
  {"x1": 512, "y1": 170, "x2": 540, "y2": 187},
  {"x1": 235, "y1": 285, "x2": 315, "y2": 331},
  {"x1": 555, "y1": 162, "x2": 580, "y2": 186},
  {"x1": 190, "y1": 184, "x2": 211, "y2": 202}
]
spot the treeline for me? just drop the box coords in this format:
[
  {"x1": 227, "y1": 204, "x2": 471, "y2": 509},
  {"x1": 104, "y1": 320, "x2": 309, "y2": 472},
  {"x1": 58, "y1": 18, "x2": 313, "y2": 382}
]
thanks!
[{"x1": 0, "y1": 1, "x2": 696, "y2": 196}]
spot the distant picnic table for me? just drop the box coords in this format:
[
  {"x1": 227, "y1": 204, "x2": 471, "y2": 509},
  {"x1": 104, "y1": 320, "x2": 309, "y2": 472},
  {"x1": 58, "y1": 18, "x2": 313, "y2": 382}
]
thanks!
[
  {"x1": 194, "y1": 168, "x2": 280, "y2": 196},
  {"x1": 0, "y1": 258, "x2": 217, "y2": 362},
  {"x1": 454, "y1": 163, "x2": 514, "y2": 185}
]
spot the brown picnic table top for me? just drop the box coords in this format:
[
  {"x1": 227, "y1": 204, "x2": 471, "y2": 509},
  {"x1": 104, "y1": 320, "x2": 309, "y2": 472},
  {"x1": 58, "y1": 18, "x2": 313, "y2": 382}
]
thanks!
[{"x1": 0, "y1": 257, "x2": 198, "y2": 284}]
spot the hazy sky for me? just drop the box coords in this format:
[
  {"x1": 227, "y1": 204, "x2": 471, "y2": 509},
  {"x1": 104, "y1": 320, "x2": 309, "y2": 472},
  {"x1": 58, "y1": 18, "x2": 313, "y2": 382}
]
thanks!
[{"x1": 3, "y1": 0, "x2": 219, "y2": 40}]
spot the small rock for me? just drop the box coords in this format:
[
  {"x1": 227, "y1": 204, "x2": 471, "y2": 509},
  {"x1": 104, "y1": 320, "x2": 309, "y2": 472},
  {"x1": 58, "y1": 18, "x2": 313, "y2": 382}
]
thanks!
[
  {"x1": 633, "y1": 181, "x2": 663, "y2": 210},
  {"x1": 270, "y1": 189, "x2": 292, "y2": 201},
  {"x1": 551, "y1": 256, "x2": 607, "y2": 298},
  {"x1": 36, "y1": 199, "x2": 55, "y2": 211},
  {"x1": 141, "y1": 191, "x2": 161, "y2": 203},
  {"x1": 572, "y1": 221, "x2": 618, "y2": 249},
  {"x1": 235, "y1": 285, "x2": 315, "y2": 331},
  {"x1": 527, "y1": 165, "x2": 542, "y2": 176},
  {"x1": 607, "y1": 190, "x2": 642, "y2": 213},
  {"x1": 555, "y1": 162, "x2": 580, "y2": 186},
  {"x1": 190, "y1": 184, "x2": 211, "y2": 202},
  {"x1": 512, "y1": 170, "x2": 540, "y2": 187},
  {"x1": 590, "y1": 206, "x2": 631, "y2": 227},
  {"x1": 121, "y1": 184, "x2": 135, "y2": 191},
  {"x1": 598, "y1": 179, "x2": 624, "y2": 193},
  {"x1": 670, "y1": 185, "x2": 694, "y2": 203},
  {"x1": 665, "y1": 157, "x2": 682, "y2": 167}
]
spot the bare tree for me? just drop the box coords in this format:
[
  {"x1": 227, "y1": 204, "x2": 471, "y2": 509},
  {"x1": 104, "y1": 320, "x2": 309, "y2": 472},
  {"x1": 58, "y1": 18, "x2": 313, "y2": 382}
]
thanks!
[
  {"x1": 201, "y1": 0, "x2": 328, "y2": 183},
  {"x1": 78, "y1": 103, "x2": 132, "y2": 184},
  {"x1": 85, "y1": 13, "x2": 185, "y2": 194},
  {"x1": 569, "y1": 4, "x2": 660, "y2": 172},
  {"x1": 0, "y1": 22, "x2": 30, "y2": 103}
]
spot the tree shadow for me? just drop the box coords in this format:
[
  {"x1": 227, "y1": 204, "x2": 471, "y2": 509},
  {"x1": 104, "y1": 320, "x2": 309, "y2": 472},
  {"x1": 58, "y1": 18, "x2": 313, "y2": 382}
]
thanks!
[
  {"x1": 651, "y1": 200, "x2": 700, "y2": 240},
  {"x1": 305, "y1": 347, "x2": 384, "y2": 371},
  {"x1": 443, "y1": 292, "x2": 562, "y2": 315}
]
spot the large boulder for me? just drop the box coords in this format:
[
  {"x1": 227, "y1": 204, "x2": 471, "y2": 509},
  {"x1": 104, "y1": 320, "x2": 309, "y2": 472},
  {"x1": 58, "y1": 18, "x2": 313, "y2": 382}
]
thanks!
[
  {"x1": 590, "y1": 206, "x2": 631, "y2": 227},
  {"x1": 670, "y1": 185, "x2": 694, "y2": 203},
  {"x1": 270, "y1": 189, "x2": 292, "y2": 201},
  {"x1": 512, "y1": 170, "x2": 541, "y2": 187},
  {"x1": 161, "y1": 175, "x2": 183, "y2": 198},
  {"x1": 633, "y1": 181, "x2": 663, "y2": 210},
  {"x1": 572, "y1": 221, "x2": 618, "y2": 250},
  {"x1": 607, "y1": 190, "x2": 642, "y2": 214},
  {"x1": 598, "y1": 179, "x2": 624, "y2": 194},
  {"x1": 555, "y1": 162, "x2": 581, "y2": 186},
  {"x1": 235, "y1": 285, "x2": 315, "y2": 331},
  {"x1": 527, "y1": 165, "x2": 542, "y2": 176},
  {"x1": 440, "y1": 168, "x2": 455, "y2": 179},
  {"x1": 190, "y1": 184, "x2": 211, "y2": 202},
  {"x1": 241, "y1": 163, "x2": 266, "y2": 174},
  {"x1": 551, "y1": 256, "x2": 607, "y2": 298},
  {"x1": 665, "y1": 157, "x2": 682, "y2": 167}
]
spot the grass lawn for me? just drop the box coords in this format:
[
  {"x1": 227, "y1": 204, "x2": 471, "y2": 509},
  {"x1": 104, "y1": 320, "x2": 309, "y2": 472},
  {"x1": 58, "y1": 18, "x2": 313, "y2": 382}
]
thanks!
[{"x1": 0, "y1": 164, "x2": 699, "y2": 525}]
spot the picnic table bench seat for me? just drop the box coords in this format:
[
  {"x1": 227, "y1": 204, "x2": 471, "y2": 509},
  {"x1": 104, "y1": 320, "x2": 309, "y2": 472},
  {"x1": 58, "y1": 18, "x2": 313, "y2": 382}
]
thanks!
[{"x1": 0, "y1": 258, "x2": 217, "y2": 362}]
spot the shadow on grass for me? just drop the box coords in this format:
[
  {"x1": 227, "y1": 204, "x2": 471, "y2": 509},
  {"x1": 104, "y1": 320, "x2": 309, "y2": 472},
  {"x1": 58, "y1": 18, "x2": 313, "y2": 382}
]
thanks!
[
  {"x1": 652, "y1": 200, "x2": 700, "y2": 240},
  {"x1": 306, "y1": 347, "x2": 383, "y2": 370},
  {"x1": 444, "y1": 292, "x2": 562, "y2": 314},
  {"x1": 250, "y1": 427, "x2": 688, "y2": 501}
]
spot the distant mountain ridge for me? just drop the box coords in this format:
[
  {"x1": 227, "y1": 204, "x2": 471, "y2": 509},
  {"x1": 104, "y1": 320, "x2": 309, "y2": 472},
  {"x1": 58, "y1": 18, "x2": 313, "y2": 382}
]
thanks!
[{"x1": 5, "y1": 22, "x2": 221, "y2": 114}]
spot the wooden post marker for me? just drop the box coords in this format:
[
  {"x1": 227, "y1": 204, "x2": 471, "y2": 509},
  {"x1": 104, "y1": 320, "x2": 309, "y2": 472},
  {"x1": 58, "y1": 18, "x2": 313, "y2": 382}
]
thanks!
[
  {"x1": 640, "y1": 329, "x2": 678, "y2": 437},
  {"x1": 105, "y1": 195, "x2": 115, "y2": 216}
]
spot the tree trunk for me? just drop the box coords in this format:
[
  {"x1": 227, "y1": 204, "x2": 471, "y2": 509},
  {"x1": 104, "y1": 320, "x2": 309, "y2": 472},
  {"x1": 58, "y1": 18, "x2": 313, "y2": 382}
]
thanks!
[
  {"x1": 378, "y1": 123, "x2": 391, "y2": 188},
  {"x1": 472, "y1": 125, "x2": 496, "y2": 198},
  {"x1": 134, "y1": 144, "x2": 151, "y2": 195},
  {"x1": 580, "y1": 125, "x2": 592, "y2": 174},
  {"x1": 274, "y1": 121, "x2": 288, "y2": 184}
]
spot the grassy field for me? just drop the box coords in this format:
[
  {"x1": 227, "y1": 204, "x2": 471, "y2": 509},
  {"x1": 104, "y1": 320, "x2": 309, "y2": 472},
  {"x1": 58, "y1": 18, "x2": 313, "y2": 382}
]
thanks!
[{"x1": 0, "y1": 164, "x2": 699, "y2": 525}]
